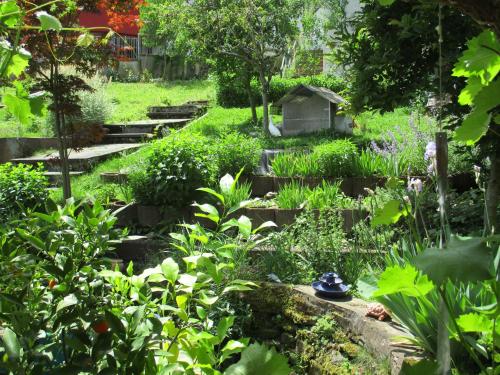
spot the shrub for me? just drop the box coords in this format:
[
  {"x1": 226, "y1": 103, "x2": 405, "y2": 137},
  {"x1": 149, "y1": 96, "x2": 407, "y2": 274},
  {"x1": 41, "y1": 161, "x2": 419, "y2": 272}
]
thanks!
[
  {"x1": 216, "y1": 74, "x2": 346, "y2": 108},
  {"x1": 215, "y1": 132, "x2": 262, "y2": 176},
  {"x1": 0, "y1": 163, "x2": 49, "y2": 220},
  {"x1": 131, "y1": 133, "x2": 217, "y2": 207},
  {"x1": 311, "y1": 139, "x2": 358, "y2": 177}
]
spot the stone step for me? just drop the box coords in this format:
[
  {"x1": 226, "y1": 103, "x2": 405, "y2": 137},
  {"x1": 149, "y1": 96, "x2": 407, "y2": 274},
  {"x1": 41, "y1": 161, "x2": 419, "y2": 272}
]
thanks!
[
  {"x1": 44, "y1": 171, "x2": 85, "y2": 185},
  {"x1": 102, "y1": 133, "x2": 154, "y2": 144},
  {"x1": 12, "y1": 143, "x2": 143, "y2": 172},
  {"x1": 104, "y1": 119, "x2": 191, "y2": 135}
]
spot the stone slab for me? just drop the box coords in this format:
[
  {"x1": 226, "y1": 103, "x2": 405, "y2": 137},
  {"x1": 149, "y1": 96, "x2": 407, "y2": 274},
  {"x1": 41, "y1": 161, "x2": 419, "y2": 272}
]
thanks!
[
  {"x1": 12, "y1": 143, "x2": 142, "y2": 171},
  {"x1": 293, "y1": 285, "x2": 423, "y2": 374}
]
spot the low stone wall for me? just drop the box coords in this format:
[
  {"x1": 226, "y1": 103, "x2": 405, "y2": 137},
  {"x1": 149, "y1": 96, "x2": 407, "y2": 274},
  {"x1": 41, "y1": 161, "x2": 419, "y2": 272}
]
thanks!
[
  {"x1": 243, "y1": 283, "x2": 424, "y2": 374},
  {"x1": 0, "y1": 138, "x2": 59, "y2": 163}
]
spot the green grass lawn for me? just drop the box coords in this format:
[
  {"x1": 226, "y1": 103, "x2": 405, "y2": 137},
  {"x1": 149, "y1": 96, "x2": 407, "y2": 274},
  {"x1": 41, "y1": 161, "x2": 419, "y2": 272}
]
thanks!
[
  {"x1": 0, "y1": 79, "x2": 216, "y2": 138},
  {"x1": 354, "y1": 107, "x2": 437, "y2": 143},
  {"x1": 106, "y1": 80, "x2": 216, "y2": 123}
]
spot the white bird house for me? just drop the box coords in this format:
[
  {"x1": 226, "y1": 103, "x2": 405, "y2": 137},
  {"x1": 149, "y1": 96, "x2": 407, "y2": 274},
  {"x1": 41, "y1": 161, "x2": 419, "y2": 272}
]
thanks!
[{"x1": 275, "y1": 84, "x2": 353, "y2": 136}]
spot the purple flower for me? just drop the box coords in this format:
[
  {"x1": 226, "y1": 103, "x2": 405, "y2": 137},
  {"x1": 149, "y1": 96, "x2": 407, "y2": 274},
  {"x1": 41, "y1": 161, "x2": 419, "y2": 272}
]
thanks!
[
  {"x1": 408, "y1": 178, "x2": 423, "y2": 193},
  {"x1": 424, "y1": 142, "x2": 436, "y2": 161}
]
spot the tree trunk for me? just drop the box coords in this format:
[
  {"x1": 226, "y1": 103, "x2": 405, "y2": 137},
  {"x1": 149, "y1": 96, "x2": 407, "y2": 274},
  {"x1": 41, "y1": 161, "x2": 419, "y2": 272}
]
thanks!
[
  {"x1": 52, "y1": 63, "x2": 72, "y2": 200},
  {"x1": 486, "y1": 147, "x2": 500, "y2": 234},
  {"x1": 243, "y1": 69, "x2": 257, "y2": 123},
  {"x1": 258, "y1": 68, "x2": 270, "y2": 135}
]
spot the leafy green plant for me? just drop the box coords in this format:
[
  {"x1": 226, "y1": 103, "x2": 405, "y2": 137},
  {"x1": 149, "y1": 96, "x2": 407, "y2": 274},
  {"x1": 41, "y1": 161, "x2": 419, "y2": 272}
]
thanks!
[
  {"x1": 215, "y1": 132, "x2": 262, "y2": 176},
  {"x1": 271, "y1": 152, "x2": 321, "y2": 177},
  {"x1": 220, "y1": 174, "x2": 252, "y2": 209},
  {"x1": 0, "y1": 162, "x2": 49, "y2": 220},
  {"x1": 276, "y1": 181, "x2": 311, "y2": 209},
  {"x1": 131, "y1": 133, "x2": 217, "y2": 207},
  {"x1": 306, "y1": 181, "x2": 354, "y2": 210},
  {"x1": 312, "y1": 140, "x2": 358, "y2": 177},
  {"x1": 0, "y1": 183, "x2": 287, "y2": 374}
]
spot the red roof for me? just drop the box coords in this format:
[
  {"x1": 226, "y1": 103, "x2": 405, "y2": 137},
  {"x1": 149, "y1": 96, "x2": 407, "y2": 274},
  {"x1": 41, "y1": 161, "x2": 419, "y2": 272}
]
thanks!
[{"x1": 79, "y1": 10, "x2": 139, "y2": 36}]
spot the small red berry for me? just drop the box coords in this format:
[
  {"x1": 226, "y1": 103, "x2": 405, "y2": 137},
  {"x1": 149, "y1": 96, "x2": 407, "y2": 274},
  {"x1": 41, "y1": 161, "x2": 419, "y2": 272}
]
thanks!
[
  {"x1": 48, "y1": 279, "x2": 57, "y2": 289},
  {"x1": 92, "y1": 321, "x2": 109, "y2": 334}
]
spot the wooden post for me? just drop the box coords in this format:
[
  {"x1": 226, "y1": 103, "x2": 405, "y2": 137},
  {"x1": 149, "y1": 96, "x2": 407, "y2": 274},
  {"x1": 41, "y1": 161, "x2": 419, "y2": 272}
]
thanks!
[{"x1": 435, "y1": 131, "x2": 450, "y2": 375}]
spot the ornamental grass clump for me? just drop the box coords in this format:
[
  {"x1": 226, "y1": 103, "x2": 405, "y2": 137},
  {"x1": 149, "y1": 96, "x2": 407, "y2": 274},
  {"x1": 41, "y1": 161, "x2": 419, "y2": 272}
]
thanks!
[
  {"x1": 306, "y1": 181, "x2": 354, "y2": 210},
  {"x1": 311, "y1": 139, "x2": 358, "y2": 178},
  {"x1": 276, "y1": 181, "x2": 311, "y2": 209},
  {"x1": 271, "y1": 152, "x2": 321, "y2": 177}
]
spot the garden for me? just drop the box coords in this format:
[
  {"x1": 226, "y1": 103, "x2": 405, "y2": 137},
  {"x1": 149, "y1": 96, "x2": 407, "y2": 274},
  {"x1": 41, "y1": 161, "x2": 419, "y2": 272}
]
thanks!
[{"x1": 0, "y1": 0, "x2": 499, "y2": 375}]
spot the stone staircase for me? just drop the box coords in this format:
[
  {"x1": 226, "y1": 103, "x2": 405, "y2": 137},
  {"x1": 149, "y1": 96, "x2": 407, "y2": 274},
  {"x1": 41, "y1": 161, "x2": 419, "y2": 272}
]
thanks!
[{"x1": 10, "y1": 101, "x2": 208, "y2": 185}]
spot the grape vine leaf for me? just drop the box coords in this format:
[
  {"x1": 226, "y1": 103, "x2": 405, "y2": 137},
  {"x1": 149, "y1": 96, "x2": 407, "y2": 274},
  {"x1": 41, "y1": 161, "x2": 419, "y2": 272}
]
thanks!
[
  {"x1": 413, "y1": 236, "x2": 494, "y2": 285},
  {"x1": 36, "y1": 11, "x2": 62, "y2": 32},
  {"x1": 453, "y1": 30, "x2": 500, "y2": 84},
  {"x1": 0, "y1": 1, "x2": 21, "y2": 27},
  {"x1": 458, "y1": 76, "x2": 482, "y2": 106},
  {"x1": 371, "y1": 199, "x2": 409, "y2": 227},
  {"x1": 3, "y1": 93, "x2": 31, "y2": 125},
  {"x1": 224, "y1": 343, "x2": 291, "y2": 375},
  {"x1": 373, "y1": 265, "x2": 434, "y2": 298},
  {"x1": 457, "y1": 313, "x2": 493, "y2": 333},
  {"x1": 454, "y1": 110, "x2": 492, "y2": 145}
]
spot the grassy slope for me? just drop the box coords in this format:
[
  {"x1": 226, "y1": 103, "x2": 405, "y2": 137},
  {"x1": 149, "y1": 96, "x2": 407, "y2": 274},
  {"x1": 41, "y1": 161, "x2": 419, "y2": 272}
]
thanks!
[
  {"x1": 107, "y1": 80, "x2": 216, "y2": 123},
  {"x1": 0, "y1": 80, "x2": 216, "y2": 137}
]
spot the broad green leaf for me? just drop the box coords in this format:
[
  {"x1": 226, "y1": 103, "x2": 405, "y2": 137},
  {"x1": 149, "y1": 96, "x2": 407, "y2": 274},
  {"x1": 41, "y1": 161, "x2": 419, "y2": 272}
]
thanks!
[
  {"x1": 356, "y1": 274, "x2": 379, "y2": 300},
  {"x1": 457, "y1": 313, "x2": 493, "y2": 333},
  {"x1": 161, "y1": 258, "x2": 179, "y2": 284},
  {"x1": 105, "y1": 310, "x2": 126, "y2": 338},
  {"x1": 197, "y1": 187, "x2": 225, "y2": 204},
  {"x1": 176, "y1": 294, "x2": 188, "y2": 309},
  {"x1": 373, "y1": 265, "x2": 434, "y2": 297},
  {"x1": 77, "y1": 33, "x2": 95, "y2": 47},
  {"x1": 454, "y1": 110, "x2": 491, "y2": 145},
  {"x1": 178, "y1": 273, "x2": 197, "y2": 287},
  {"x1": 237, "y1": 215, "x2": 252, "y2": 237},
  {"x1": 198, "y1": 292, "x2": 219, "y2": 306},
  {"x1": 224, "y1": 343, "x2": 291, "y2": 375},
  {"x1": 474, "y1": 78, "x2": 500, "y2": 113},
  {"x1": 16, "y1": 228, "x2": 45, "y2": 251},
  {"x1": 193, "y1": 203, "x2": 219, "y2": 217},
  {"x1": 253, "y1": 221, "x2": 277, "y2": 234},
  {"x1": 217, "y1": 316, "x2": 235, "y2": 341},
  {"x1": 36, "y1": 11, "x2": 62, "y2": 32},
  {"x1": 196, "y1": 306, "x2": 207, "y2": 320},
  {"x1": 453, "y1": 30, "x2": 500, "y2": 84},
  {"x1": 2, "y1": 328, "x2": 20, "y2": 358},
  {"x1": 378, "y1": 0, "x2": 395, "y2": 5},
  {"x1": 56, "y1": 293, "x2": 78, "y2": 312},
  {"x1": 220, "y1": 339, "x2": 248, "y2": 363},
  {"x1": 0, "y1": 1, "x2": 20, "y2": 27},
  {"x1": 413, "y1": 236, "x2": 494, "y2": 285},
  {"x1": 6, "y1": 53, "x2": 29, "y2": 77},
  {"x1": 28, "y1": 91, "x2": 46, "y2": 116},
  {"x1": 458, "y1": 77, "x2": 482, "y2": 106},
  {"x1": 127, "y1": 261, "x2": 134, "y2": 277},
  {"x1": 371, "y1": 199, "x2": 408, "y2": 227},
  {"x1": 222, "y1": 284, "x2": 254, "y2": 294},
  {"x1": 4, "y1": 93, "x2": 31, "y2": 125},
  {"x1": 220, "y1": 174, "x2": 234, "y2": 194}
]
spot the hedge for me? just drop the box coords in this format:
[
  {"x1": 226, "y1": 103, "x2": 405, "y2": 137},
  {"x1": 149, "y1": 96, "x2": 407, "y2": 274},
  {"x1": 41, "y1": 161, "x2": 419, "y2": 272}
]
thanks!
[{"x1": 215, "y1": 74, "x2": 346, "y2": 108}]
